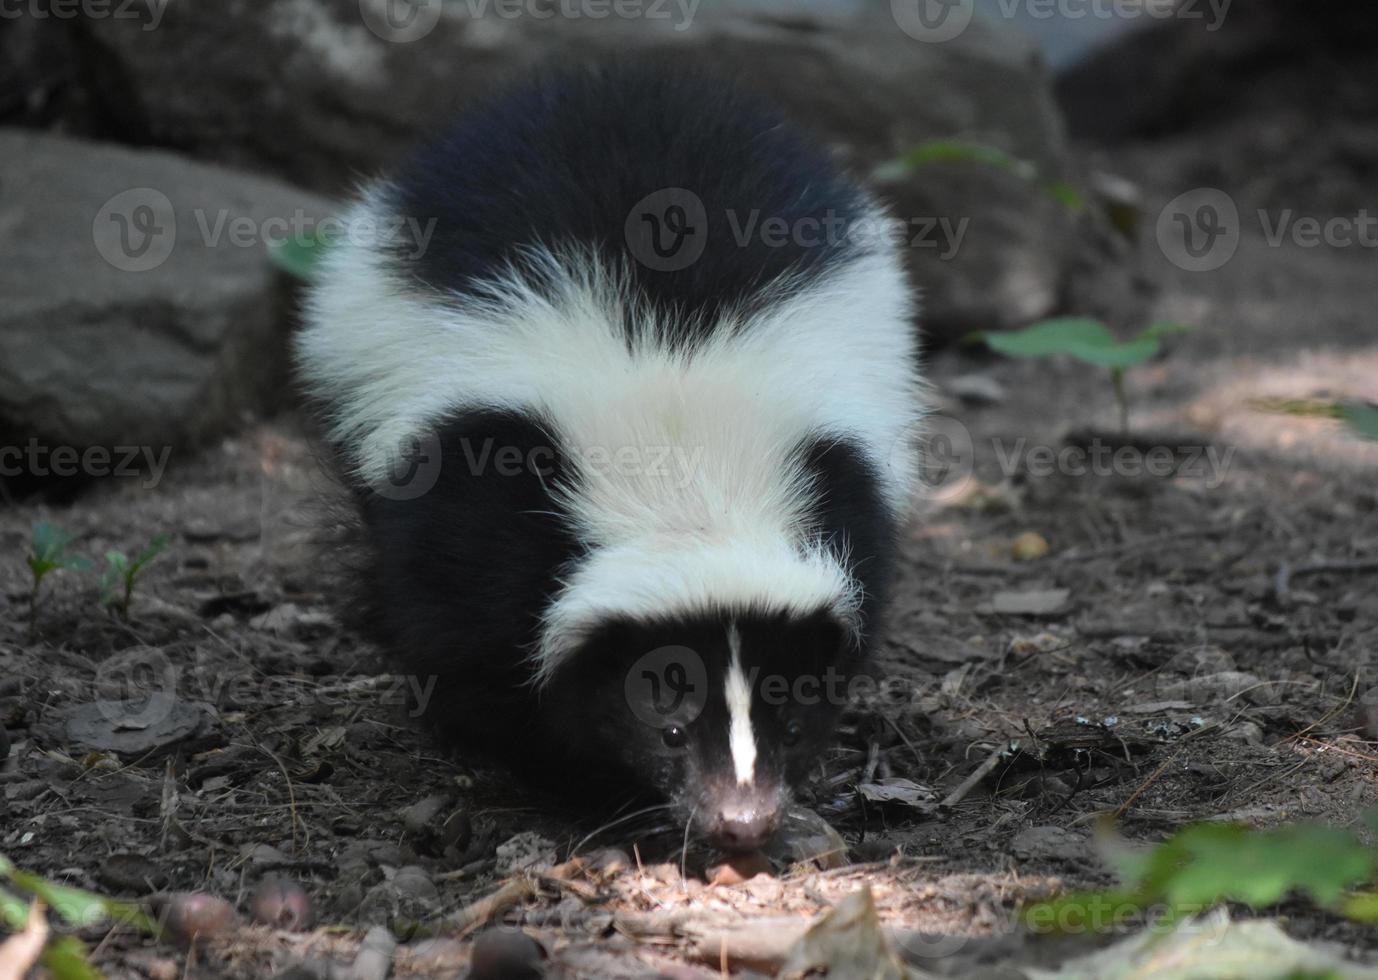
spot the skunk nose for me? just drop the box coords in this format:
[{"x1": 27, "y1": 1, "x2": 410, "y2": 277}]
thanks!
[{"x1": 711, "y1": 807, "x2": 779, "y2": 851}]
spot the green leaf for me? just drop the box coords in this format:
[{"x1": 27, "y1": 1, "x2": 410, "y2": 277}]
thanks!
[
  {"x1": 1043, "y1": 181, "x2": 1087, "y2": 213},
  {"x1": 3, "y1": 863, "x2": 160, "y2": 936},
  {"x1": 1252, "y1": 398, "x2": 1378, "y2": 440},
  {"x1": 269, "y1": 227, "x2": 331, "y2": 282},
  {"x1": 1341, "y1": 402, "x2": 1378, "y2": 440},
  {"x1": 0, "y1": 884, "x2": 29, "y2": 930},
  {"x1": 977, "y1": 318, "x2": 1161, "y2": 370},
  {"x1": 1137, "y1": 321, "x2": 1194, "y2": 342},
  {"x1": 40, "y1": 936, "x2": 103, "y2": 980},
  {"x1": 31, "y1": 522, "x2": 76, "y2": 563},
  {"x1": 1165, "y1": 824, "x2": 1374, "y2": 909},
  {"x1": 98, "y1": 554, "x2": 127, "y2": 606},
  {"x1": 130, "y1": 534, "x2": 171, "y2": 574},
  {"x1": 1340, "y1": 891, "x2": 1378, "y2": 923},
  {"x1": 875, "y1": 140, "x2": 1084, "y2": 215},
  {"x1": 1124, "y1": 822, "x2": 1371, "y2": 911},
  {"x1": 883, "y1": 139, "x2": 1035, "y2": 178},
  {"x1": 1022, "y1": 889, "x2": 1145, "y2": 935}
]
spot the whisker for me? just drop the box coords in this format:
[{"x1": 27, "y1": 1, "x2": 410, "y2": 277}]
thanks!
[
  {"x1": 571, "y1": 801, "x2": 678, "y2": 857},
  {"x1": 680, "y1": 802, "x2": 698, "y2": 888}
]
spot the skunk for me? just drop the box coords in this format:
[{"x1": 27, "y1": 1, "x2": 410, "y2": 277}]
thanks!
[{"x1": 295, "y1": 63, "x2": 923, "y2": 851}]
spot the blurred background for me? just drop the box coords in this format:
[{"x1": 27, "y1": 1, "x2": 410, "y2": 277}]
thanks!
[{"x1": 1, "y1": 0, "x2": 1375, "y2": 485}]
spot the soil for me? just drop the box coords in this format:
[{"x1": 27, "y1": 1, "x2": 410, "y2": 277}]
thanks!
[{"x1": 2, "y1": 139, "x2": 1377, "y2": 978}]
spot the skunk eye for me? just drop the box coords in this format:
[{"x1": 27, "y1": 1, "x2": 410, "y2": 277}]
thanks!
[
  {"x1": 662, "y1": 725, "x2": 688, "y2": 749},
  {"x1": 783, "y1": 719, "x2": 804, "y2": 747}
]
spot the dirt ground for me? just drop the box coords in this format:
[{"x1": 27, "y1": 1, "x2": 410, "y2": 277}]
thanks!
[{"x1": 2, "y1": 140, "x2": 1377, "y2": 977}]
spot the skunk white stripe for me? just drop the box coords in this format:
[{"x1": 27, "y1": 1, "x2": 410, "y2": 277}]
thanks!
[
  {"x1": 296, "y1": 194, "x2": 923, "y2": 683},
  {"x1": 725, "y1": 623, "x2": 756, "y2": 786}
]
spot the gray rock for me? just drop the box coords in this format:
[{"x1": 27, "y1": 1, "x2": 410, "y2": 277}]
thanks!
[
  {"x1": 76, "y1": 0, "x2": 1103, "y2": 341},
  {"x1": 63, "y1": 697, "x2": 216, "y2": 761},
  {"x1": 0, "y1": 130, "x2": 337, "y2": 455}
]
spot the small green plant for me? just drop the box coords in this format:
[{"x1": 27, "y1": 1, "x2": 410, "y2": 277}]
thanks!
[
  {"x1": 25, "y1": 523, "x2": 90, "y2": 630},
  {"x1": 1255, "y1": 398, "x2": 1378, "y2": 441},
  {"x1": 1024, "y1": 818, "x2": 1378, "y2": 936},
  {"x1": 874, "y1": 138, "x2": 1086, "y2": 214},
  {"x1": 0, "y1": 854, "x2": 161, "y2": 979},
  {"x1": 970, "y1": 317, "x2": 1192, "y2": 433},
  {"x1": 98, "y1": 534, "x2": 170, "y2": 622}
]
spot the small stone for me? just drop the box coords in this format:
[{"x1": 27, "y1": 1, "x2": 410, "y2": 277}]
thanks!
[
  {"x1": 400, "y1": 793, "x2": 451, "y2": 836},
  {"x1": 707, "y1": 852, "x2": 772, "y2": 886},
  {"x1": 97, "y1": 853, "x2": 167, "y2": 894},
  {"x1": 991, "y1": 588, "x2": 1071, "y2": 617},
  {"x1": 155, "y1": 892, "x2": 237, "y2": 944},
  {"x1": 470, "y1": 927, "x2": 545, "y2": 980},
  {"x1": 1011, "y1": 531, "x2": 1050, "y2": 561},
  {"x1": 250, "y1": 877, "x2": 314, "y2": 931}
]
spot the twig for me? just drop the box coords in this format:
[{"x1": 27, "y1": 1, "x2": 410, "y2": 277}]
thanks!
[
  {"x1": 939, "y1": 743, "x2": 1007, "y2": 809},
  {"x1": 256, "y1": 743, "x2": 304, "y2": 855},
  {"x1": 1113, "y1": 746, "x2": 1185, "y2": 820},
  {"x1": 446, "y1": 859, "x2": 584, "y2": 937},
  {"x1": 446, "y1": 877, "x2": 536, "y2": 935},
  {"x1": 1275, "y1": 558, "x2": 1378, "y2": 604}
]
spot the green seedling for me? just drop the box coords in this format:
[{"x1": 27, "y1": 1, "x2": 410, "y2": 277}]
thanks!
[
  {"x1": 970, "y1": 317, "x2": 1192, "y2": 433},
  {"x1": 874, "y1": 138, "x2": 1086, "y2": 214},
  {"x1": 26, "y1": 522, "x2": 90, "y2": 631},
  {"x1": 1024, "y1": 818, "x2": 1378, "y2": 936},
  {"x1": 98, "y1": 534, "x2": 170, "y2": 622}
]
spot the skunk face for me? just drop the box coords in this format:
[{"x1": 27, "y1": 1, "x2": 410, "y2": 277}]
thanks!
[
  {"x1": 296, "y1": 63, "x2": 923, "y2": 853},
  {"x1": 541, "y1": 610, "x2": 857, "y2": 850}
]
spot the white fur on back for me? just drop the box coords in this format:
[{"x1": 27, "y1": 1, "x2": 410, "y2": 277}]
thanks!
[{"x1": 297, "y1": 194, "x2": 923, "y2": 683}]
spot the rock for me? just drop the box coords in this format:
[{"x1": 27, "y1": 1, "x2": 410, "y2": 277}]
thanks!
[
  {"x1": 74, "y1": 0, "x2": 1105, "y2": 343},
  {"x1": 947, "y1": 373, "x2": 1009, "y2": 407},
  {"x1": 250, "y1": 877, "x2": 316, "y2": 932},
  {"x1": 990, "y1": 588, "x2": 1072, "y2": 617},
  {"x1": 357, "y1": 866, "x2": 437, "y2": 926},
  {"x1": 97, "y1": 853, "x2": 168, "y2": 894},
  {"x1": 63, "y1": 698, "x2": 215, "y2": 762},
  {"x1": 398, "y1": 793, "x2": 451, "y2": 838},
  {"x1": 767, "y1": 807, "x2": 849, "y2": 871},
  {"x1": 0, "y1": 130, "x2": 336, "y2": 457}
]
